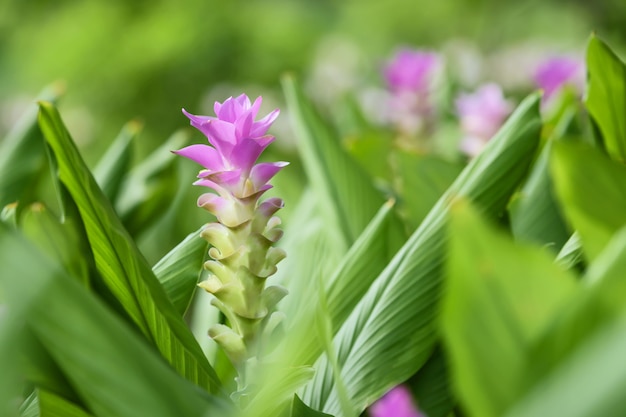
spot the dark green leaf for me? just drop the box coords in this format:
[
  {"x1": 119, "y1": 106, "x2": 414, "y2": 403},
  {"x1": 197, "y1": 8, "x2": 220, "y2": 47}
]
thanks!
[
  {"x1": 506, "y1": 227, "x2": 626, "y2": 417},
  {"x1": 550, "y1": 141, "x2": 626, "y2": 261},
  {"x1": 20, "y1": 202, "x2": 90, "y2": 286},
  {"x1": 38, "y1": 390, "x2": 93, "y2": 417},
  {"x1": 37, "y1": 102, "x2": 221, "y2": 393},
  {"x1": 442, "y1": 202, "x2": 577, "y2": 417},
  {"x1": 115, "y1": 130, "x2": 187, "y2": 236},
  {"x1": 586, "y1": 35, "x2": 626, "y2": 163},
  {"x1": 153, "y1": 227, "x2": 207, "y2": 315},
  {"x1": 409, "y1": 347, "x2": 455, "y2": 417},
  {"x1": 93, "y1": 120, "x2": 141, "y2": 204},
  {"x1": 509, "y1": 140, "x2": 570, "y2": 252},
  {"x1": 302, "y1": 93, "x2": 543, "y2": 415},
  {"x1": 291, "y1": 395, "x2": 333, "y2": 417},
  {"x1": 0, "y1": 84, "x2": 62, "y2": 209},
  {"x1": 0, "y1": 224, "x2": 232, "y2": 417},
  {"x1": 394, "y1": 151, "x2": 463, "y2": 228},
  {"x1": 282, "y1": 76, "x2": 396, "y2": 248}
]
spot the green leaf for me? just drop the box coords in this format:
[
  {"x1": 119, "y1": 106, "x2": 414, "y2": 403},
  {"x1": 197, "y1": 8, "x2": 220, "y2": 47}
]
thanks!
[
  {"x1": 19, "y1": 392, "x2": 38, "y2": 417},
  {"x1": 20, "y1": 328, "x2": 77, "y2": 404},
  {"x1": 394, "y1": 151, "x2": 463, "y2": 228},
  {"x1": 550, "y1": 141, "x2": 626, "y2": 261},
  {"x1": 302, "y1": 92, "x2": 543, "y2": 415},
  {"x1": 291, "y1": 395, "x2": 333, "y2": 417},
  {"x1": 0, "y1": 305, "x2": 25, "y2": 417},
  {"x1": 93, "y1": 120, "x2": 141, "y2": 204},
  {"x1": 20, "y1": 202, "x2": 90, "y2": 286},
  {"x1": 585, "y1": 35, "x2": 626, "y2": 163},
  {"x1": 153, "y1": 226, "x2": 207, "y2": 315},
  {"x1": 0, "y1": 84, "x2": 62, "y2": 209},
  {"x1": 409, "y1": 347, "x2": 455, "y2": 417},
  {"x1": 345, "y1": 131, "x2": 394, "y2": 182},
  {"x1": 555, "y1": 232, "x2": 584, "y2": 270},
  {"x1": 38, "y1": 390, "x2": 93, "y2": 417},
  {"x1": 509, "y1": 140, "x2": 570, "y2": 252},
  {"x1": 278, "y1": 199, "x2": 405, "y2": 369},
  {"x1": 37, "y1": 102, "x2": 221, "y2": 393},
  {"x1": 442, "y1": 201, "x2": 577, "y2": 417},
  {"x1": 0, "y1": 225, "x2": 231, "y2": 417},
  {"x1": 282, "y1": 76, "x2": 393, "y2": 249},
  {"x1": 115, "y1": 130, "x2": 188, "y2": 237},
  {"x1": 506, "y1": 227, "x2": 626, "y2": 417}
]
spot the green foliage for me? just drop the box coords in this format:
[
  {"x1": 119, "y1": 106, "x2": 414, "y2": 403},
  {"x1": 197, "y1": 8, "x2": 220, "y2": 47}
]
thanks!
[
  {"x1": 301, "y1": 92, "x2": 542, "y2": 416},
  {"x1": 37, "y1": 102, "x2": 221, "y2": 393},
  {"x1": 4, "y1": 28, "x2": 626, "y2": 417},
  {"x1": 442, "y1": 202, "x2": 577, "y2": 417},
  {"x1": 586, "y1": 34, "x2": 626, "y2": 163},
  {"x1": 551, "y1": 141, "x2": 626, "y2": 261},
  {"x1": 0, "y1": 225, "x2": 230, "y2": 417}
]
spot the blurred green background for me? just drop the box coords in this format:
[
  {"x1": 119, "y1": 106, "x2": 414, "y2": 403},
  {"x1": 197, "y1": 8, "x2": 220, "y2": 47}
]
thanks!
[
  {"x1": 2, "y1": 0, "x2": 625, "y2": 157},
  {"x1": 1, "y1": 0, "x2": 624, "y2": 263}
]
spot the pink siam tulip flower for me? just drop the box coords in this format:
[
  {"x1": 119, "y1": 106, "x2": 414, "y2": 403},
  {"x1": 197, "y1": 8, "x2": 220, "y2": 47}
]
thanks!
[
  {"x1": 533, "y1": 56, "x2": 585, "y2": 103},
  {"x1": 456, "y1": 83, "x2": 513, "y2": 157},
  {"x1": 382, "y1": 48, "x2": 442, "y2": 138},
  {"x1": 370, "y1": 385, "x2": 423, "y2": 417},
  {"x1": 175, "y1": 94, "x2": 288, "y2": 226},
  {"x1": 384, "y1": 49, "x2": 440, "y2": 93},
  {"x1": 175, "y1": 95, "x2": 288, "y2": 398}
]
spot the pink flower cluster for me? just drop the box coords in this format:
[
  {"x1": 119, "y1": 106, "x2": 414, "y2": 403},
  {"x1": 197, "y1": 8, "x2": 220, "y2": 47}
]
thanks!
[{"x1": 175, "y1": 94, "x2": 288, "y2": 226}]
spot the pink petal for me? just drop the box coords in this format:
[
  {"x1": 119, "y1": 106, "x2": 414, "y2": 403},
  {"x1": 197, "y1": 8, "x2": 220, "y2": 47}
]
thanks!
[
  {"x1": 235, "y1": 94, "x2": 252, "y2": 109},
  {"x1": 205, "y1": 120, "x2": 238, "y2": 160},
  {"x1": 229, "y1": 136, "x2": 275, "y2": 172},
  {"x1": 193, "y1": 178, "x2": 226, "y2": 196},
  {"x1": 235, "y1": 110, "x2": 255, "y2": 139},
  {"x1": 250, "y1": 96, "x2": 262, "y2": 116},
  {"x1": 257, "y1": 197, "x2": 284, "y2": 218},
  {"x1": 250, "y1": 162, "x2": 288, "y2": 189},
  {"x1": 173, "y1": 144, "x2": 224, "y2": 171},
  {"x1": 207, "y1": 170, "x2": 243, "y2": 189},
  {"x1": 251, "y1": 108, "x2": 280, "y2": 137}
]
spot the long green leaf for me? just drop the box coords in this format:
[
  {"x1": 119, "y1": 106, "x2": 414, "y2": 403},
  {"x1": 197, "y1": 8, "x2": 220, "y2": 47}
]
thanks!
[
  {"x1": 509, "y1": 117, "x2": 571, "y2": 252},
  {"x1": 115, "y1": 130, "x2": 187, "y2": 237},
  {"x1": 0, "y1": 84, "x2": 62, "y2": 209},
  {"x1": 550, "y1": 141, "x2": 626, "y2": 261},
  {"x1": 506, "y1": 227, "x2": 626, "y2": 417},
  {"x1": 302, "y1": 93, "x2": 543, "y2": 415},
  {"x1": 278, "y1": 199, "x2": 405, "y2": 368},
  {"x1": 283, "y1": 76, "x2": 395, "y2": 249},
  {"x1": 37, "y1": 102, "x2": 221, "y2": 393},
  {"x1": 394, "y1": 151, "x2": 463, "y2": 229},
  {"x1": 442, "y1": 202, "x2": 577, "y2": 417},
  {"x1": 21, "y1": 202, "x2": 90, "y2": 286},
  {"x1": 249, "y1": 199, "x2": 405, "y2": 416},
  {"x1": 0, "y1": 225, "x2": 231, "y2": 417},
  {"x1": 585, "y1": 35, "x2": 626, "y2": 163},
  {"x1": 291, "y1": 396, "x2": 333, "y2": 417},
  {"x1": 93, "y1": 120, "x2": 140, "y2": 204},
  {"x1": 38, "y1": 390, "x2": 93, "y2": 417},
  {"x1": 153, "y1": 226, "x2": 207, "y2": 315},
  {"x1": 409, "y1": 347, "x2": 455, "y2": 417},
  {"x1": 0, "y1": 304, "x2": 25, "y2": 417}
]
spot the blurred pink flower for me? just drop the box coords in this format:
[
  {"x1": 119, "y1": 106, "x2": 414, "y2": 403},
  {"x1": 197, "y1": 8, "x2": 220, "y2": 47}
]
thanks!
[
  {"x1": 533, "y1": 56, "x2": 585, "y2": 102},
  {"x1": 384, "y1": 49, "x2": 440, "y2": 93},
  {"x1": 370, "y1": 385, "x2": 423, "y2": 417},
  {"x1": 456, "y1": 83, "x2": 513, "y2": 157},
  {"x1": 382, "y1": 48, "x2": 442, "y2": 136}
]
